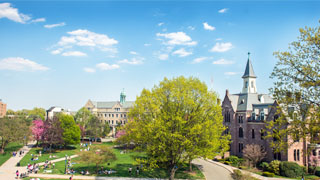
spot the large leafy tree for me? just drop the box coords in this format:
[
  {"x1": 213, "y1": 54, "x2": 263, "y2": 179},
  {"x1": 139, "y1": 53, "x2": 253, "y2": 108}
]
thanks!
[
  {"x1": 268, "y1": 22, "x2": 320, "y2": 167},
  {"x1": 0, "y1": 117, "x2": 30, "y2": 153},
  {"x1": 28, "y1": 107, "x2": 46, "y2": 120},
  {"x1": 58, "y1": 114, "x2": 81, "y2": 146},
  {"x1": 119, "y1": 76, "x2": 229, "y2": 180},
  {"x1": 77, "y1": 146, "x2": 116, "y2": 173},
  {"x1": 42, "y1": 117, "x2": 64, "y2": 151},
  {"x1": 86, "y1": 115, "x2": 103, "y2": 138},
  {"x1": 74, "y1": 107, "x2": 92, "y2": 127}
]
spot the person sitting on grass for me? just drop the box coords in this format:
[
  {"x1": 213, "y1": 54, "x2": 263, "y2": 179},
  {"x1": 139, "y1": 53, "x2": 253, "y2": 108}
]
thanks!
[
  {"x1": 80, "y1": 170, "x2": 85, "y2": 175},
  {"x1": 85, "y1": 170, "x2": 90, "y2": 175}
]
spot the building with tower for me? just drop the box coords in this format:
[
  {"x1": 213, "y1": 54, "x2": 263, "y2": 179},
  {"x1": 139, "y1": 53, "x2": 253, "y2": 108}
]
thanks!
[
  {"x1": 0, "y1": 99, "x2": 7, "y2": 118},
  {"x1": 222, "y1": 53, "x2": 306, "y2": 165},
  {"x1": 84, "y1": 90, "x2": 134, "y2": 134}
]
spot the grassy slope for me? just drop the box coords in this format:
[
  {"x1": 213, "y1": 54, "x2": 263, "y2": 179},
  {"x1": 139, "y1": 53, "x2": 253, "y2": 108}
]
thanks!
[{"x1": 0, "y1": 142, "x2": 23, "y2": 166}]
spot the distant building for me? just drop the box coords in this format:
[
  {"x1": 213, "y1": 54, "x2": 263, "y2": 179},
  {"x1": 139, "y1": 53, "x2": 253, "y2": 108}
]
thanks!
[
  {"x1": 222, "y1": 53, "x2": 306, "y2": 166},
  {"x1": 84, "y1": 90, "x2": 134, "y2": 133},
  {"x1": 0, "y1": 99, "x2": 7, "y2": 118},
  {"x1": 46, "y1": 106, "x2": 73, "y2": 120}
]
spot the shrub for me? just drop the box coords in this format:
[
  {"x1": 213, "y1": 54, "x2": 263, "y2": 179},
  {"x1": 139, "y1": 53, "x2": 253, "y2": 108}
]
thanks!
[
  {"x1": 262, "y1": 172, "x2": 275, "y2": 177},
  {"x1": 268, "y1": 160, "x2": 281, "y2": 175},
  {"x1": 231, "y1": 169, "x2": 259, "y2": 180},
  {"x1": 227, "y1": 156, "x2": 242, "y2": 167},
  {"x1": 239, "y1": 166, "x2": 246, "y2": 170},
  {"x1": 224, "y1": 161, "x2": 231, "y2": 165},
  {"x1": 279, "y1": 161, "x2": 304, "y2": 178},
  {"x1": 259, "y1": 162, "x2": 269, "y2": 171},
  {"x1": 315, "y1": 167, "x2": 320, "y2": 177}
]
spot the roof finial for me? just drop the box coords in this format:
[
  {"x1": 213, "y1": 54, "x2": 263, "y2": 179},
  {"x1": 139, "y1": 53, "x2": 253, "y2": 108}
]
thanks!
[{"x1": 248, "y1": 52, "x2": 250, "y2": 60}]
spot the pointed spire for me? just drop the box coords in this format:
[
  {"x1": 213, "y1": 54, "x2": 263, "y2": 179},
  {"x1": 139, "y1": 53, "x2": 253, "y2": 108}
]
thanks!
[{"x1": 242, "y1": 52, "x2": 257, "y2": 78}]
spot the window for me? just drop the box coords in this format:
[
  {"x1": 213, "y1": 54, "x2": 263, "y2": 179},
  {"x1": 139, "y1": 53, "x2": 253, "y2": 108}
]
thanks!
[
  {"x1": 116, "y1": 114, "x2": 118, "y2": 118},
  {"x1": 239, "y1": 127, "x2": 243, "y2": 138},
  {"x1": 108, "y1": 120, "x2": 110, "y2": 124},
  {"x1": 251, "y1": 81, "x2": 254, "y2": 88},
  {"x1": 274, "y1": 115, "x2": 278, "y2": 122},
  {"x1": 260, "y1": 111, "x2": 264, "y2": 121},
  {"x1": 121, "y1": 114, "x2": 123, "y2": 118},
  {"x1": 297, "y1": 149, "x2": 300, "y2": 161},
  {"x1": 239, "y1": 143, "x2": 244, "y2": 153},
  {"x1": 112, "y1": 120, "x2": 114, "y2": 124},
  {"x1": 260, "y1": 129, "x2": 264, "y2": 140},
  {"x1": 109, "y1": 114, "x2": 111, "y2": 117},
  {"x1": 274, "y1": 152, "x2": 281, "y2": 160},
  {"x1": 252, "y1": 129, "x2": 255, "y2": 139},
  {"x1": 238, "y1": 115, "x2": 243, "y2": 123},
  {"x1": 120, "y1": 120, "x2": 122, "y2": 124},
  {"x1": 112, "y1": 114, "x2": 114, "y2": 117},
  {"x1": 104, "y1": 120, "x2": 106, "y2": 123},
  {"x1": 313, "y1": 150, "x2": 316, "y2": 156},
  {"x1": 124, "y1": 114, "x2": 126, "y2": 118},
  {"x1": 245, "y1": 81, "x2": 248, "y2": 88},
  {"x1": 294, "y1": 149, "x2": 297, "y2": 161},
  {"x1": 252, "y1": 113, "x2": 255, "y2": 121},
  {"x1": 105, "y1": 114, "x2": 107, "y2": 117}
]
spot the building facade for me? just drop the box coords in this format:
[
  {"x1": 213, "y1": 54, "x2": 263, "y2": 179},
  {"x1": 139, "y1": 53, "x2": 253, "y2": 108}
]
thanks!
[
  {"x1": 46, "y1": 106, "x2": 73, "y2": 120},
  {"x1": 0, "y1": 99, "x2": 7, "y2": 118},
  {"x1": 84, "y1": 90, "x2": 134, "y2": 130},
  {"x1": 222, "y1": 53, "x2": 306, "y2": 166}
]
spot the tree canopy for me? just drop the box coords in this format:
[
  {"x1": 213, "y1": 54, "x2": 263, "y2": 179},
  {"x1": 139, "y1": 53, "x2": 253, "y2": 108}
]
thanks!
[
  {"x1": 58, "y1": 114, "x2": 81, "y2": 146},
  {"x1": 118, "y1": 76, "x2": 229, "y2": 180}
]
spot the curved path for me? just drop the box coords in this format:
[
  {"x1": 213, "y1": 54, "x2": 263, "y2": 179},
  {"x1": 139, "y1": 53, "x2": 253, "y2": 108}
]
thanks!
[{"x1": 193, "y1": 159, "x2": 232, "y2": 180}]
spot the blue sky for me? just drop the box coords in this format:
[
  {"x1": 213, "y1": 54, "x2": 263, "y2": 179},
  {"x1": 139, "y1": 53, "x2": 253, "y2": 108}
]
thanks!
[{"x1": 0, "y1": 1, "x2": 319, "y2": 111}]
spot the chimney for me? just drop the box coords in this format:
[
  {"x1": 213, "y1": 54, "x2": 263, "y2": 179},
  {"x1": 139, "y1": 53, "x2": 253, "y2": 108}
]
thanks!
[{"x1": 226, "y1": 89, "x2": 229, "y2": 96}]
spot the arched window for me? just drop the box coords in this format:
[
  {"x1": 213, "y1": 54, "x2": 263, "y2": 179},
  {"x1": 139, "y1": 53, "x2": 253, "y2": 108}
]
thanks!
[
  {"x1": 251, "y1": 81, "x2": 254, "y2": 88},
  {"x1": 245, "y1": 81, "x2": 248, "y2": 88},
  {"x1": 260, "y1": 111, "x2": 264, "y2": 121},
  {"x1": 239, "y1": 127, "x2": 243, "y2": 138},
  {"x1": 252, "y1": 112, "x2": 255, "y2": 121},
  {"x1": 252, "y1": 129, "x2": 255, "y2": 139}
]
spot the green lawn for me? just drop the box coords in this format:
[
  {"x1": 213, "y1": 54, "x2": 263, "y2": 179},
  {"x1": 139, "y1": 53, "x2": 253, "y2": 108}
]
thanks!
[
  {"x1": 36, "y1": 143, "x2": 204, "y2": 179},
  {"x1": 0, "y1": 142, "x2": 23, "y2": 166},
  {"x1": 19, "y1": 145, "x2": 81, "y2": 166}
]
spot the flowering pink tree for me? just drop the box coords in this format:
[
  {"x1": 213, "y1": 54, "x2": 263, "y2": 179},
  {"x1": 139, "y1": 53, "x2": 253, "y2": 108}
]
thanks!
[
  {"x1": 32, "y1": 119, "x2": 45, "y2": 145},
  {"x1": 115, "y1": 130, "x2": 126, "y2": 138}
]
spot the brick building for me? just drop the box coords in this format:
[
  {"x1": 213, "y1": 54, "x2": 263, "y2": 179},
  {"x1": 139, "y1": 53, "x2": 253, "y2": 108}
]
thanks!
[
  {"x1": 222, "y1": 53, "x2": 306, "y2": 166},
  {"x1": 0, "y1": 99, "x2": 7, "y2": 118}
]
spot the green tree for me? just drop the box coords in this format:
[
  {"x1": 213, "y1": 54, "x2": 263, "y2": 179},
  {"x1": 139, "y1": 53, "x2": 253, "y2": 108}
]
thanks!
[
  {"x1": 74, "y1": 107, "x2": 92, "y2": 126},
  {"x1": 28, "y1": 107, "x2": 46, "y2": 120},
  {"x1": 102, "y1": 122, "x2": 111, "y2": 137},
  {"x1": 86, "y1": 115, "x2": 103, "y2": 138},
  {"x1": 58, "y1": 114, "x2": 81, "y2": 146},
  {"x1": 0, "y1": 117, "x2": 30, "y2": 153},
  {"x1": 268, "y1": 22, "x2": 320, "y2": 167},
  {"x1": 76, "y1": 146, "x2": 116, "y2": 173},
  {"x1": 119, "y1": 76, "x2": 229, "y2": 180},
  {"x1": 6, "y1": 109, "x2": 15, "y2": 115}
]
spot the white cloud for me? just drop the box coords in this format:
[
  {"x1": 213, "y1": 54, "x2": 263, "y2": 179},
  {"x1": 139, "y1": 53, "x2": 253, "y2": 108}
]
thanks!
[
  {"x1": 144, "y1": 43, "x2": 151, "y2": 47},
  {"x1": 44, "y1": 22, "x2": 65, "y2": 29},
  {"x1": 96, "y1": 63, "x2": 120, "y2": 70},
  {"x1": 213, "y1": 58, "x2": 234, "y2": 65},
  {"x1": 158, "y1": 54, "x2": 169, "y2": 60},
  {"x1": 118, "y1": 58, "x2": 143, "y2": 65},
  {"x1": 0, "y1": 3, "x2": 31, "y2": 23},
  {"x1": 158, "y1": 22, "x2": 164, "y2": 26},
  {"x1": 31, "y1": 18, "x2": 45, "y2": 23},
  {"x1": 216, "y1": 38, "x2": 222, "y2": 41},
  {"x1": 224, "y1": 72, "x2": 237, "y2": 76},
  {"x1": 218, "y1": 8, "x2": 228, "y2": 13},
  {"x1": 0, "y1": 57, "x2": 48, "y2": 71},
  {"x1": 130, "y1": 51, "x2": 138, "y2": 55},
  {"x1": 62, "y1": 51, "x2": 87, "y2": 57},
  {"x1": 52, "y1": 29, "x2": 118, "y2": 56},
  {"x1": 192, "y1": 57, "x2": 208, "y2": 64},
  {"x1": 187, "y1": 26, "x2": 195, "y2": 31},
  {"x1": 156, "y1": 32, "x2": 197, "y2": 46},
  {"x1": 210, "y1": 42, "x2": 233, "y2": 52},
  {"x1": 172, "y1": 48, "x2": 192, "y2": 57},
  {"x1": 51, "y1": 49, "x2": 62, "y2": 55},
  {"x1": 203, "y1": 22, "x2": 215, "y2": 31},
  {"x1": 83, "y1": 67, "x2": 96, "y2": 73}
]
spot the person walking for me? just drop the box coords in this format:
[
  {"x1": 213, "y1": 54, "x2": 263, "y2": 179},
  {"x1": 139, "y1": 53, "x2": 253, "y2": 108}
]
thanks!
[{"x1": 15, "y1": 170, "x2": 19, "y2": 179}]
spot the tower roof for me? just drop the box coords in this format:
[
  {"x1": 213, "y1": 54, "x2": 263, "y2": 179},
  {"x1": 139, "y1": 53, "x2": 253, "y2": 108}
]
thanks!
[{"x1": 242, "y1": 52, "x2": 257, "y2": 78}]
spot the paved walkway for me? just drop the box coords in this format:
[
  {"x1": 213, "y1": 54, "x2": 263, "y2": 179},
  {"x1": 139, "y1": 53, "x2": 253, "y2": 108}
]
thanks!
[
  {"x1": 193, "y1": 159, "x2": 232, "y2": 180},
  {"x1": 0, "y1": 142, "x2": 35, "y2": 180},
  {"x1": 29, "y1": 174, "x2": 168, "y2": 180}
]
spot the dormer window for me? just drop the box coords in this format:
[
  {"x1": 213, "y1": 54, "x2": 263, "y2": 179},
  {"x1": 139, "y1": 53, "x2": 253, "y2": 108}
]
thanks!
[
  {"x1": 252, "y1": 112, "x2": 255, "y2": 121},
  {"x1": 240, "y1": 99, "x2": 244, "y2": 104}
]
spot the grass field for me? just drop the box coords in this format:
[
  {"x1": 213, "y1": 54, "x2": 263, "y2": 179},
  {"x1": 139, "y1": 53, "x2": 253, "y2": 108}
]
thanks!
[
  {"x1": 0, "y1": 142, "x2": 23, "y2": 166},
  {"x1": 33, "y1": 142, "x2": 204, "y2": 179}
]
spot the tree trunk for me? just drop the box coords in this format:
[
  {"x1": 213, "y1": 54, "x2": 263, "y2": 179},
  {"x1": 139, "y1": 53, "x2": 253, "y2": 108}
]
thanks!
[
  {"x1": 189, "y1": 160, "x2": 192, "y2": 172},
  {"x1": 169, "y1": 166, "x2": 177, "y2": 180}
]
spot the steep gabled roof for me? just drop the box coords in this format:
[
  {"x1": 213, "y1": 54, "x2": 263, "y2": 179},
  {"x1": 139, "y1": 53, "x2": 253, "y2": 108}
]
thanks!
[{"x1": 242, "y1": 58, "x2": 257, "y2": 78}]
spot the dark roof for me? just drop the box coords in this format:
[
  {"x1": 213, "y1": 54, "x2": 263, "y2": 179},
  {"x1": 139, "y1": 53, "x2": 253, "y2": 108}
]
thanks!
[
  {"x1": 227, "y1": 93, "x2": 274, "y2": 111},
  {"x1": 91, "y1": 101, "x2": 134, "y2": 109},
  {"x1": 242, "y1": 58, "x2": 256, "y2": 78}
]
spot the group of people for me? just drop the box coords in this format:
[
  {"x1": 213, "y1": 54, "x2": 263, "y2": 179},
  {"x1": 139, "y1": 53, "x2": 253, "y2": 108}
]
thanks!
[
  {"x1": 27, "y1": 163, "x2": 39, "y2": 174},
  {"x1": 13, "y1": 150, "x2": 24, "y2": 157},
  {"x1": 66, "y1": 168, "x2": 76, "y2": 174},
  {"x1": 128, "y1": 166, "x2": 140, "y2": 175},
  {"x1": 30, "y1": 154, "x2": 39, "y2": 161},
  {"x1": 43, "y1": 160, "x2": 55, "y2": 169},
  {"x1": 15, "y1": 170, "x2": 28, "y2": 179},
  {"x1": 97, "y1": 167, "x2": 116, "y2": 175},
  {"x1": 80, "y1": 170, "x2": 90, "y2": 175},
  {"x1": 80, "y1": 142, "x2": 91, "y2": 152}
]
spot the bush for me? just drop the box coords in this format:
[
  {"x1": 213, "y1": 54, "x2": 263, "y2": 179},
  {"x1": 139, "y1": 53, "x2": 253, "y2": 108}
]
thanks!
[
  {"x1": 239, "y1": 166, "x2": 246, "y2": 170},
  {"x1": 279, "y1": 161, "x2": 304, "y2": 178},
  {"x1": 262, "y1": 172, "x2": 275, "y2": 177},
  {"x1": 224, "y1": 161, "x2": 231, "y2": 165},
  {"x1": 316, "y1": 167, "x2": 320, "y2": 177},
  {"x1": 226, "y1": 156, "x2": 243, "y2": 167},
  {"x1": 259, "y1": 162, "x2": 269, "y2": 171},
  {"x1": 268, "y1": 160, "x2": 281, "y2": 175},
  {"x1": 231, "y1": 169, "x2": 259, "y2": 180}
]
